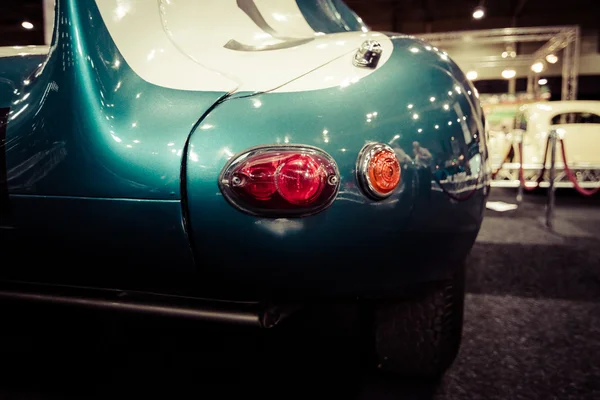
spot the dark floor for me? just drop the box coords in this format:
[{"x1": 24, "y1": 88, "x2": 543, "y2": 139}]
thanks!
[{"x1": 1, "y1": 189, "x2": 600, "y2": 399}]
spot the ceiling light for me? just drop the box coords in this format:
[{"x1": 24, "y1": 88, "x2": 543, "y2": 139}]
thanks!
[
  {"x1": 21, "y1": 21, "x2": 34, "y2": 30},
  {"x1": 501, "y1": 51, "x2": 508, "y2": 58},
  {"x1": 546, "y1": 54, "x2": 558, "y2": 64},
  {"x1": 538, "y1": 78, "x2": 548, "y2": 85},
  {"x1": 472, "y1": 6, "x2": 485, "y2": 19},
  {"x1": 501, "y1": 69, "x2": 516, "y2": 79},
  {"x1": 531, "y1": 62, "x2": 544, "y2": 73},
  {"x1": 466, "y1": 71, "x2": 478, "y2": 80}
]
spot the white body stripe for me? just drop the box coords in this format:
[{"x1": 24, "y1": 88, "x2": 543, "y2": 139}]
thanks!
[
  {"x1": 254, "y1": 0, "x2": 317, "y2": 38},
  {"x1": 95, "y1": 0, "x2": 392, "y2": 93},
  {"x1": 95, "y1": 0, "x2": 239, "y2": 92},
  {"x1": 0, "y1": 1, "x2": 394, "y2": 94},
  {"x1": 271, "y1": 32, "x2": 392, "y2": 93}
]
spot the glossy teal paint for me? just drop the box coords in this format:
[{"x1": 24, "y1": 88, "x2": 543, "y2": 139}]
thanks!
[
  {"x1": 184, "y1": 36, "x2": 489, "y2": 292},
  {"x1": 2, "y1": 195, "x2": 195, "y2": 272},
  {"x1": 3, "y1": 0, "x2": 227, "y2": 199},
  {"x1": 0, "y1": 54, "x2": 46, "y2": 107},
  {"x1": 0, "y1": 0, "x2": 489, "y2": 296},
  {"x1": 296, "y1": 0, "x2": 369, "y2": 33}
]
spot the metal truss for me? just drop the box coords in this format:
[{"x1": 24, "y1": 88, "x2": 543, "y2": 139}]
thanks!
[{"x1": 417, "y1": 26, "x2": 581, "y2": 101}]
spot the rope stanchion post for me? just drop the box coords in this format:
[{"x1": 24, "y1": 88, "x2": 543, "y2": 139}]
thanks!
[
  {"x1": 546, "y1": 130, "x2": 557, "y2": 229},
  {"x1": 516, "y1": 129, "x2": 524, "y2": 203}
]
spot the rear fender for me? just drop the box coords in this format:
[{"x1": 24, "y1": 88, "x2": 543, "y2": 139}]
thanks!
[{"x1": 183, "y1": 36, "x2": 489, "y2": 294}]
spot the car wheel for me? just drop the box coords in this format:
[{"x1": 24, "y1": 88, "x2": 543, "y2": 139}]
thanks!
[{"x1": 373, "y1": 264, "x2": 465, "y2": 377}]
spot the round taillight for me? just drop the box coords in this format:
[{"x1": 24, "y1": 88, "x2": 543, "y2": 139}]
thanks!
[
  {"x1": 276, "y1": 155, "x2": 325, "y2": 205},
  {"x1": 220, "y1": 146, "x2": 340, "y2": 217},
  {"x1": 356, "y1": 143, "x2": 402, "y2": 199},
  {"x1": 237, "y1": 155, "x2": 279, "y2": 200}
]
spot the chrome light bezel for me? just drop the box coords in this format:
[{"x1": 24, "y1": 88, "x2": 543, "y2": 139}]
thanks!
[
  {"x1": 356, "y1": 142, "x2": 400, "y2": 200},
  {"x1": 219, "y1": 144, "x2": 341, "y2": 218}
]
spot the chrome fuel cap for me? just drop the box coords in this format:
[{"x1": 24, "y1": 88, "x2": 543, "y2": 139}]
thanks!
[{"x1": 353, "y1": 40, "x2": 383, "y2": 68}]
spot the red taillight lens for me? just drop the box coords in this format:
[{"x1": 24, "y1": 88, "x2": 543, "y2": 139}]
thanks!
[
  {"x1": 276, "y1": 155, "x2": 325, "y2": 205},
  {"x1": 356, "y1": 143, "x2": 402, "y2": 199},
  {"x1": 220, "y1": 146, "x2": 340, "y2": 216},
  {"x1": 238, "y1": 155, "x2": 279, "y2": 200}
]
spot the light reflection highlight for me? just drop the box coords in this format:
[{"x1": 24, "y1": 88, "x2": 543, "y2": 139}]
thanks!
[
  {"x1": 255, "y1": 218, "x2": 303, "y2": 237},
  {"x1": 114, "y1": 3, "x2": 131, "y2": 21},
  {"x1": 9, "y1": 104, "x2": 28, "y2": 120}
]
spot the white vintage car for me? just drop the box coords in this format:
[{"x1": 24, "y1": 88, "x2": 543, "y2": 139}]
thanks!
[
  {"x1": 490, "y1": 101, "x2": 600, "y2": 188},
  {"x1": 518, "y1": 101, "x2": 600, "y2": 165}
]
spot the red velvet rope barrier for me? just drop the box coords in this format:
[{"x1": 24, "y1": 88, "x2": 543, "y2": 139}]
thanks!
[
  {"x1": 518, "y1": 137, "x2": 550, "y2": 192},
  {"x1": 491, "y1": 144, "x2": 514, "y2": 179},
  {"x1": 558, "y1": 138, "x2": 600, "y2": 196}
]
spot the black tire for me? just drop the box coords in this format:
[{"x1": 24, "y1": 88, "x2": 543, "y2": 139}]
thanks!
[{"x1": 373, "y1": 264, "x2": 465, "y2": 377}]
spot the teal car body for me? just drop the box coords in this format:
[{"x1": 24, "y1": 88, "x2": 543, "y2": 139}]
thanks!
[{"x1": 0, "y1": 0, "x2": 489, "y2": 343}]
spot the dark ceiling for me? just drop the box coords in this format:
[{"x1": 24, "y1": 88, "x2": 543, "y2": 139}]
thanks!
[
  {"x1": 0, "y1": 0, "x2": 599, "y2": 46},
  {"x1": 1, "y1": 0, "x2": 44, "y2": 46},
  {"x1": 346, "y1": 0, "x2": 600, "y2": 33}
]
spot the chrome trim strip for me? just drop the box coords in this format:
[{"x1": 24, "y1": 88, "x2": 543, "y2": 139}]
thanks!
[
  {"x1": 0, "y1": 286, "x2": 262, "y2": 326},
  {"x1": 226, "y1": 0, "x2": 315, "y2": 51},
  {"x1": 224, "y1": 38, "x2": 314, "y2": 52},
  {"x1": 236, "y1": 0, "x2": 296, "y2": 40},
  {"x1": 0, "y1": 46, "x2": 50, "y2": 57}
]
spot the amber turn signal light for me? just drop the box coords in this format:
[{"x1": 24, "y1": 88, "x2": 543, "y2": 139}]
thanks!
[{"x1": 356, "y1": 143, "x2": 401, "y2": 199}]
